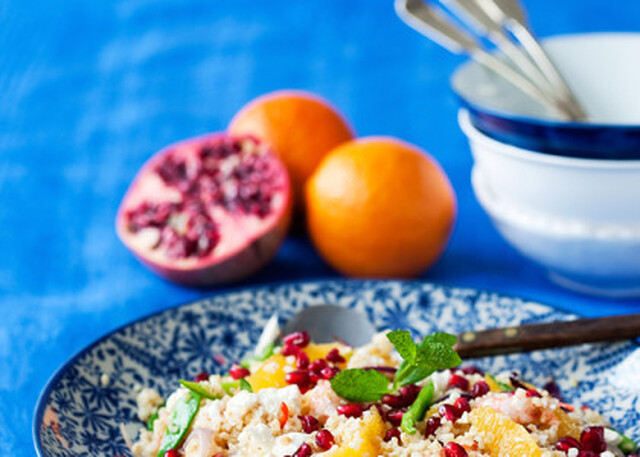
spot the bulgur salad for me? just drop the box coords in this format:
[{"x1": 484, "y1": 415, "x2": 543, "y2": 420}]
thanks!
[{"x1": 128, "y1": 324, "x2": 638, "y2": 457}]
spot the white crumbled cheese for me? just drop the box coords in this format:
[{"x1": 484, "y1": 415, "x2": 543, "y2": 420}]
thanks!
[
  {"x1": 604, "y1": 428, "x2": 622, "y2": 446},
  {"x1": 430, "y1": 369, "x2": 452, "y2": 398},
  {"x1": 236, "y1": 424, "x2": 309, "y2": 456},
  {"x1": 599, "y1": 451, "x2": 615, "y2": 457},
  {"x1": 135, "y1": 388, "x2": 164, "y2": 422},
  {"x1": 567, "y1": 448, "x2": 579, "y2": 457},
  {"x1": 272, "y1": 432, "x2": 310, "y2": 455},
  {"x1": 347, "y1": 331, "x2": 398, "y2": 368}
]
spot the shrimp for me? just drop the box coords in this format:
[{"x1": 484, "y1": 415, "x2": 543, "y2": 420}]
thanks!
[{"x1": 475, "y1": 389, "x2": 559, "y2": 426}]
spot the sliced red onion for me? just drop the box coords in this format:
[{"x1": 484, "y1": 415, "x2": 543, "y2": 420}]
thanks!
[{"x1": 181, "y1": 428, "x2": 215, "y2": 457}]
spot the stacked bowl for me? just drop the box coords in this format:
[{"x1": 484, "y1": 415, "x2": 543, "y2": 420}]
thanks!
[{"x1": 453, "y1": 33, "x2": 640, "y2": 297}]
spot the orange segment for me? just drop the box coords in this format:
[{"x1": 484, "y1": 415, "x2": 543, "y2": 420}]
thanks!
[
  {"x1": 246, "y1": 344, "x2": 350, "y2": 391},
  {"x1": 305, "y1": 343, "x2": 351, "y2": 364},
  {"x1": 326, "y1": 410, "x2": 384, "y2": 457},
  {"x1": 469, "y1": 406, "x2": 543, "y2": 457},
  {"x1": 246, "y1": 354, "x2": 288, "y2": 391},
  {"x1": 555, "y1": 409, "x2": 582, "y2": 440}
]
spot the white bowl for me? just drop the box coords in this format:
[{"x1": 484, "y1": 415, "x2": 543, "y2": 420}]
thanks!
[
  {"x1": 460, "y1": 110, "x2": 640, "y2": 297},
  {"x1": 459, "y1": 110, "x2": 640, "y2": 224}
]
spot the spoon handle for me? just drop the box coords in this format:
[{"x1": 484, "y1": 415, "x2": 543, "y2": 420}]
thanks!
[{"x1": 455, "y1": 314, "x2": 640, "y2": 359}]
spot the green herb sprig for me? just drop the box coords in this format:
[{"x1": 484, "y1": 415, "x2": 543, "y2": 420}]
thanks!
[{"x1": 330, "y1": 330, "x2": 461, "y2": 403}]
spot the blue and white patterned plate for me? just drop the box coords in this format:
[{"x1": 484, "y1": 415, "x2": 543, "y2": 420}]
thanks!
[{"x1": 33, "y1": 280, "x2": 640, "y2": 456}]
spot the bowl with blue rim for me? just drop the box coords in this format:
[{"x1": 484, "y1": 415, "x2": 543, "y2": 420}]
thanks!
[{"x1": 451, "y1": 33, "x2": 640, "y2": 160}]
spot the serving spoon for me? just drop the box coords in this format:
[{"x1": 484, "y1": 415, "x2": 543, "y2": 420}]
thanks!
[{"x1": 278, "y1": 305, "x2": 640, "y2": 359}]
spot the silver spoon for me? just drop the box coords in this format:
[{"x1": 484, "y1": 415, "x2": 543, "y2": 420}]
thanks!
[
  {"x1": 439, "y1": 0, "x2": 559, "y2": 98},
  {"x1": 395, "y1": 0, "x2": 571, "y2": 119},
  {"x1": 474, "y1": 0, "x2": 588, "y2": 120},
  {"x1": 439, "y1": 0, "x2": 579, "y2": 119},
  {"x1": 278, "y1": 304, "x2": 640, "y2": 359}
]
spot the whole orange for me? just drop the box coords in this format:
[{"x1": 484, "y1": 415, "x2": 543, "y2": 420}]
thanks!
[
  {"x1": 305, "y1": 137, "x2": 456, "y2": 278},
  {"x1": 229, "y1": 90, "x2": 354, "y2": 209}
]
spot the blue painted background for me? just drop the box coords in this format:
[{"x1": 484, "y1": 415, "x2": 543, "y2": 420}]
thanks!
[{"x1": 0, "y1": 0, "x2": 639, "y2": 453}]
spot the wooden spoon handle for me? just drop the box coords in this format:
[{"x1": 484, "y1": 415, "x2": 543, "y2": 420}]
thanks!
[{"x1": 454, "y1": 313, "x2": 640, "y2": 359}]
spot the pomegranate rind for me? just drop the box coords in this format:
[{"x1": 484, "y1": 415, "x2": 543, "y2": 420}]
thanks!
[{"x1": 116, "y1": 132, "x2": 291, "y2": 286}]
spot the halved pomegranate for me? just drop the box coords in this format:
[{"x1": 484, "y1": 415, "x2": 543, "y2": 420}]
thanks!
[{"x1": 116, "y1": 133, "x2": 291, "y2": 286}]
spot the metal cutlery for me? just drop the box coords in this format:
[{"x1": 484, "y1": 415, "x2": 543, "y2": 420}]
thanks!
[{"x1": 395, "y1": 0, "x2": 588, "y2": 121}]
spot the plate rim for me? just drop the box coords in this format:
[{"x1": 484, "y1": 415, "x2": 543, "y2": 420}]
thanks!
[{"x1": 31, "y1": 278, "x2": 595, "y2": 456}]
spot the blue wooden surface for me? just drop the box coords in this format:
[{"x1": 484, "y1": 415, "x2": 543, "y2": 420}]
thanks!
[{"x1": 0, "y1": 0, "x2": 639, "y2": 454}]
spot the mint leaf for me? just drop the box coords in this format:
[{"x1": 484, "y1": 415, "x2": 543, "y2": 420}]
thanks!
[
  {"x1": 419, "y1": 332, "x2": 458, "y2": 349},
  {"x1": 395, "y1": 363, "x2": 434, "y2": 387},
  {"x1": 390, "y1": 330, "x2": 461, "y2": 388},
  {"x1": 179, "y1": 380, "x2": 222, "y2": 401},
  {"x1": 330, "y1": 369, "x2": 391, "y2": 402},
  {"x1": 401, "y1": 379, "x2": 434, "y2": 434},
  {"x1": 387, "y1": 330, "x2": 417, "y2": 362},
  {"x1": 416, "y1": 340, "x2": 461, "y2": 372}
]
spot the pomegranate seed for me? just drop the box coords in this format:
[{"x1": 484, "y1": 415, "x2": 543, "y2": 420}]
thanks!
[
  {"x1": 283, "y1": 331, "x2": 311, "y2": 348},
  {"x1": 337, "y1": 404, "x2": 363, "y2": 418},
  {"x1": 577, "y1": 452, "x2": 598, "y2": 457},
  {"x1": 321, "y1": 366, "x2": 340, "y2": 380},
  {"x1": 384, "y1": 427, "x2": 402, "y2": 444},
  {"x1": 386, "y1": 410, "x2": 404, "y2": 426},
  {"x1": 298, "y1": 415, "x2": 320, "y2": 433},
  {"x1": 281, "y1": 344, "x2": 300, "y2": 357},
  {"x1": 453, "y1": 397, "x2": 471, "y2": 414},
  {"x1": 448, "y1": 374, "x2": 469, "y2": 391},
  {"x1": 580, "y1": 426, "x2": 606, "y2": 453},
  {"x1": 471, "y1": 381, "x2": 490, "y2": 398},
  {"x1": 399, "y1": 384, "x2": 421, "y2": 405},
  {"x1": 439, "y1": 404, "x2": 461, "y2": 422},
  {"x1": 285, "y1": 370, "x2": 310, "y2": 387},
  {"x1": 443, "y1": 442, "x2": 468, "y2": 457},
  {"x1": 461, "y1": 365, "x2": 484, "y2": 375},
  {"x1": 295, "y1": 351, "x2": 310, "y2": 369},
  {"x1": 526, "y1": 389, "x2": 542, "y2": 398},
  {"x1": 309, "y1": 373, "x2": 321, "y2": 384},
  {"x1": 229, "y1": 365, "x2": 250, "y2": 380},
  {"x1": 326, "y1": 348, "x2": 346, "y2": 364},
  {"x1": 193, "y1": 371, "x2": 209, "y2": 382},
  {"x1": 555, "y1": 436, "x2": 582, "y2": 452},
  {"x1": 381, "y1": 393, "x2": 403, "y2": 408},
  {"x1": 424, "y1": 416, "x2": 441, "y2": 438},
  {"x1": 315, "y1": 429, "x2": 335, "y2": 450},
  {"x1": 544, "y1": 380, "x2": 564, "y2": 400},
  {"x1": 293, "y1": 443, "x2": 313, "y2": 457},
  {"x1": 309, "y1": 359, "x2": 328, "y2": 374},
  {"x1": 164, "y1": 451, "x2": 178, "y2": 457}
]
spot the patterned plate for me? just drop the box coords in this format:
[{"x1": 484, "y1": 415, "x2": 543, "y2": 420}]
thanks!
[{"x1": 33, "y1": 280, "x2": 640, "y2": 456}]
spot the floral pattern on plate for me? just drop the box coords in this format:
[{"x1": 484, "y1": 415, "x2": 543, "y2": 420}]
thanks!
[{"x1": 34, "y1": 280, "x2": 640, "y2": 456}]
